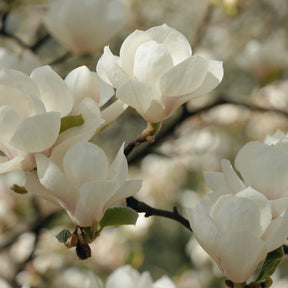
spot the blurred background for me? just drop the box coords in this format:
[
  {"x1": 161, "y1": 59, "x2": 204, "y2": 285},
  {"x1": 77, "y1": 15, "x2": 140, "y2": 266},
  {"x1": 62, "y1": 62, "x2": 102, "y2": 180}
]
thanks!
[{"x1": 0, "y1": 0, "x2": 288, "y2": 287}]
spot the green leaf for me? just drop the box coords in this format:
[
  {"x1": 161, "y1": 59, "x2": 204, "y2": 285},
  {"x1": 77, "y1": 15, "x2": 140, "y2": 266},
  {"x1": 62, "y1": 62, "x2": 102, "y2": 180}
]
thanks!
[
  {"x1": 60, "y1": 114, "x2": 84, "y2": 133},
  {"x1": 256, "y1": 246, "x2": 284, "y2": 283},
  {"x1": 100, "y1": 207, "x2": 139, "y2": 228},
  {"x1": 56, "y1": 229, "x2": 71, "y2": 243}
]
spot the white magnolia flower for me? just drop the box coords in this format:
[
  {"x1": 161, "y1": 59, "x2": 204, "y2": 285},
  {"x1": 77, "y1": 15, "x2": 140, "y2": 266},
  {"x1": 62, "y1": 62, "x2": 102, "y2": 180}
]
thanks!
[
  {"x1": 0, "y1": 65, "x2": 121, "y2": 173},
  {"x1": 25, "y1": 142, "x2": 142, "y2": 227},
  {"x1": 186, "y1": 187, "x2": 288, "y2": 284},
  {"x1": 89, "y1": 265, "x2": 175, "y2": 288},
  {"x1": 44, "y1": 0, "x2": 126, "y2": 55},
  {"x1": 97, "y1": 24, "x2": 223, "y2": 123}
]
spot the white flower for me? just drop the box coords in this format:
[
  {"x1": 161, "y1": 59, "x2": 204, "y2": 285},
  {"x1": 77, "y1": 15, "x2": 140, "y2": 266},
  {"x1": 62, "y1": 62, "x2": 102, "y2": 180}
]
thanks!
[
  {"x1": 44, "y1": 0, "x2": 126, "y2": 55},
  {"x1": 97, "y1": 24, "x2": 223, "y2": 123},
  {"x1": 25, "y1": 142, "x2": 142, "y2": 227},
  {"x1": 0, "y1": 65, "x2": 120, "y2": 173},
  {"x1": 186, "y1": 187, "x2": 288, "y2": 284},
  {"x1": 89, "y1": 265, "x2": 175, "y2": 288}
]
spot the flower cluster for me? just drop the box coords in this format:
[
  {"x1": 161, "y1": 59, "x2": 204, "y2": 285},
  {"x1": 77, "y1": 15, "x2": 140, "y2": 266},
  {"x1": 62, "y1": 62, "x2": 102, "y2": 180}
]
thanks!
[{"x1": 1, "y1": 20, "x2": 224, "y2": 286}]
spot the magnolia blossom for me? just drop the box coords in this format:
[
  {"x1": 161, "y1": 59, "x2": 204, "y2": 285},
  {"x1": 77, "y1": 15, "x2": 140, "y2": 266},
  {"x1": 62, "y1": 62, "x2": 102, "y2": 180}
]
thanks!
[
  {"x1": 89, "y1": 265, "x2": 175, "y2": 288},
  {"x1": 44, "y1": 0, "x2": 126, "y2": 55},
  {"x1": 25, "y1": 142, "x2": 142, "y2": 227},
  {"x1": 186, "y1": 187, "x2": 288, "y2": 284},
  {"x1": 97, "y1": 24, "x2": 223, "y2": 123},
  {"x1": 0, "y1": 65, "x2": 123, "y2": 173}
]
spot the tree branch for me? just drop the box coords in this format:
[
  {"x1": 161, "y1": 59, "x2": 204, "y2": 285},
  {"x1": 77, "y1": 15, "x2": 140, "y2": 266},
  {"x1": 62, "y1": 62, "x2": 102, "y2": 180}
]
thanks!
[{"x1": 126, "y1": 196, "x2": 192, "y2": 231}]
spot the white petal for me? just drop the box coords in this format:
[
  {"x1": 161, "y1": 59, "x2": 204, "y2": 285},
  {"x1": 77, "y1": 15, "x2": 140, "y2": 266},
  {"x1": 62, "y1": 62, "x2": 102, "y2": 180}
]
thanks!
[
  {"x1": 187, "y1": 204, "x2": 222, "y2": 261},
  {"x1": 221, "y1": 159, "x2": 245, "y2": 194},
  {"x1": 96, "y1": 46, "x2": 130, "y2": 89},
  {"x1": 36, "y1": 153, "x2": 79, "y2": 213},
  {"x1": 119, "y1": 30, "x2": 152, "y2": 76},
  {"x1": 0, "y1": 156, "x2": 26, "y2": 174},
  {"x1": 203, "y1": 171, "x2": 232, "y2": 194},
  {"x1": 213, "y1": 194, "x2": 263, "y2": 237},
  {"x1": 262, "y1": 209, "x2": 288, "y2": 252},
  {"x1": 188, "y1": 60, "x2": 223, "y2": 97},
  {"x1": 270, "y1": 197, "x2": 288, "y2": 218},
  {"x1": 219, "y1": 231, "x2": 267, "y2": 283},
  {"x1": 95, "y1": 73, "x2": 114, "y2": 107},
  {"x1": 236, "y1": 187, "x2": 272, "y2": 234},
  {"x1": 146, "y1": 24, "x2": 192, "y2": 65},
  {"x1": 116, "y1": 80, "x2": 165, "y2": 122},
  {"x1": 63, "y1": 142, "x2": 110, "y2": 187},
  {"x1": 25, "y1": 170, "x2": 60, "y2": 206},
  {"x1": 75, "y1": 180, "x2": 118, "y2": 227},
  {"x1": 0, "y1": 105, "x2": 21, "y2": 143},
  {"x1": 159, "y1": 54, "x2": 208, "y2": 97},
  {"x1": 143, "y1": 99, "x2": 169, "y2": 123},
  {"x1": 105, "y1": 179, "x2": 142, "y2": 210},
  {"x1": 0, "y1": 68, "x2": 40, "y2": 98},
  {"x1": 133, "y1": 41, "x2": 173, "y2": 82},
  {"x1": 109, "y1": 144, "x2": 127, "y2": 181},
  {"x1": 101, "y1": 100, "x2": 127, "y2": 125},
  {"x1": 8, "y1": 112, "x2": 61, "y2": 153},
  {"x1": 235, "y1": 141, "x2": 288, "y2": 199},
  {"x1": 76, "y1": 97, "x2": 102, "y2": 119},
  {"x1": 0, "y1": 84, "x2": 35, "y2": 118},
  {"x1": 50, "y1": 117, "x2": 104, "y2": 169},
  {"x1": 65, "y1": 66, "x2": 101, "y2": 107},
  {"x1": 30, "y1": 66, "x2": 74, "y2": 116}
]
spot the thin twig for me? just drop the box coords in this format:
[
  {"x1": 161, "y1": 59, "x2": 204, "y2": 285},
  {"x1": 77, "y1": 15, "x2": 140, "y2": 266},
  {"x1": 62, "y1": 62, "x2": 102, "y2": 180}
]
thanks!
[
  {"x1": 124, "y1": 122, "x2": 161, "y2": 158},
  {"x1": 191, "y1": 4, "x2": 213, "y2": 50}
]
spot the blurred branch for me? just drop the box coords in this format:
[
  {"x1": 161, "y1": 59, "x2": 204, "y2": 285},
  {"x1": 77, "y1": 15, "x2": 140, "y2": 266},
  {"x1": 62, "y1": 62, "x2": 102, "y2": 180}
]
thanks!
[
  {"x1": 48, "y1": 51, "x2": 71, "y2": 66},
  {"x1": 0, "y1": 209, "x2": 64, "y2": 251},
  {"x1": 127, "y1": 97, "x2": 288, "y2": 165},
  {"x1": 30, "y1": 34, "x2": 51, "y2": 53},
  {"x1": 0, "y1": 11, "x2": 31, "y2": 49},
  {"x1": 191, "y1": 3, "x2": 213, "y2": 50},
  {"x1": 0, "y1": 11, "x2": 51, "y2": 53},
  {"x1": 126, "y1": 196, "x2": 192, "y2": 231}
]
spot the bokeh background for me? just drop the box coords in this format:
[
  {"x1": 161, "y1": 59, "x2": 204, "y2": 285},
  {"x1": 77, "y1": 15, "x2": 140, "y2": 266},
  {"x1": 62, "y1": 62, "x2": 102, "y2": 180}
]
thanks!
[{"x1": 0, "y1": 0, "x2": 288, "y2": 287}]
